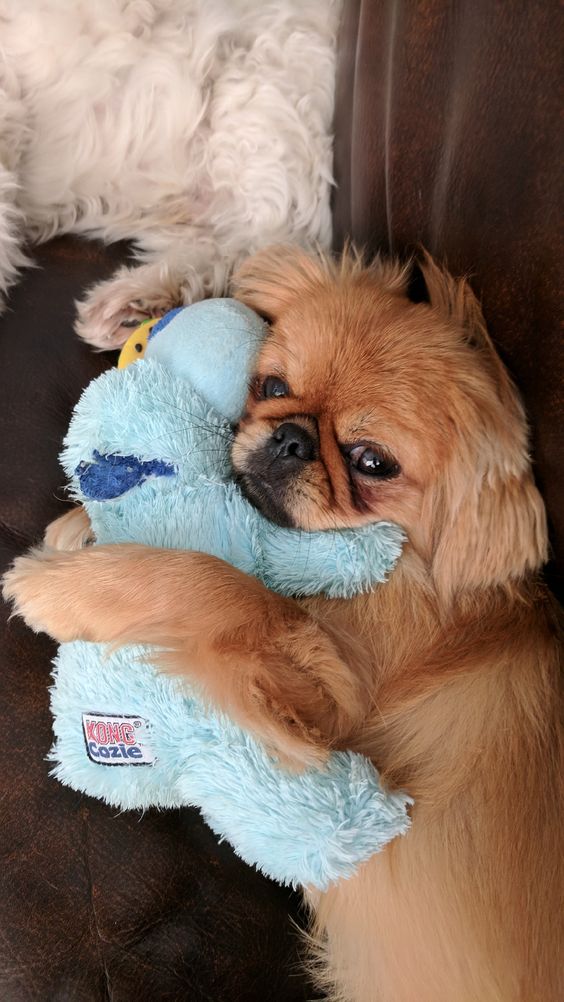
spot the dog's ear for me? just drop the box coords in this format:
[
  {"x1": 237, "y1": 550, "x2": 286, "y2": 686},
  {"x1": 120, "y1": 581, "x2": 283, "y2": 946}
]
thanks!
[
  {"x1": 418, "y1": 254, "x2": 548, "y2": 598},
  {"x1": 419, "y1": 251, "x2": 517, "y2": 404},
  {"x1": 428, "y1": 462, "x2": 548, "y2": 602},
  {"x1": 233, "y1": 245, "x2": 329, "y2": 322}
]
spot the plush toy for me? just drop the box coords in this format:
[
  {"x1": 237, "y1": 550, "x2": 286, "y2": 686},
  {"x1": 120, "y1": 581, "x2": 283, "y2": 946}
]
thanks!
[{"x1": 50, "y1": 299, "x2": 412, "y2": 889}]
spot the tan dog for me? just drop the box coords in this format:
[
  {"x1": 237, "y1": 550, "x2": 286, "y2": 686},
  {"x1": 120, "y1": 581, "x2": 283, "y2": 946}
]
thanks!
[{"x1": 3, "y1": 248, "x2": 563, "y2": 1002}]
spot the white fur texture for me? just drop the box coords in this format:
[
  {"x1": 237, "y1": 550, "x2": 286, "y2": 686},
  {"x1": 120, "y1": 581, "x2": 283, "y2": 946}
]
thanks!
[{"x1": 0, "y1": 0, "x2": 341, "y2": 345}]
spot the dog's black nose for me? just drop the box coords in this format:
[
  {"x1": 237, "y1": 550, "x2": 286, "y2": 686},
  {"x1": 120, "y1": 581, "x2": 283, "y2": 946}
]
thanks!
[{"x1": 270, "y1": 422, "x2": 317, "y2": 461}]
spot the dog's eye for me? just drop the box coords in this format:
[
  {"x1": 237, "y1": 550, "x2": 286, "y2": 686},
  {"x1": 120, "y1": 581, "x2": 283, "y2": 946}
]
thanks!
[
  {"x1": 347, "y1": 445, "x2": 400, "y2": 479},
  {"x1": 261, "y1": 376, "x2": 289, "y2": 399}
]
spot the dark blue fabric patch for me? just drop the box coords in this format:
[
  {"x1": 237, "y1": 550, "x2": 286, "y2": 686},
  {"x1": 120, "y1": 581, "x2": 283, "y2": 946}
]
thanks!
[
  {"x1": 148, "y1": 307, "x2": 183, "y2": 341},
  {"x1": 76, "y1": 450, "x2": 176, "y2": 500}
]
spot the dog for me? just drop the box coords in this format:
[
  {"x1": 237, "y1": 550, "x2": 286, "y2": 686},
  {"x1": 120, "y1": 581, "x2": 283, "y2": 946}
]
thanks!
[
  {"x1": 3, "y1": 246, "x2": 563, "y2": 1001},
  {"x1": 0, "y1": 0, "x2": 339, "y2": 347}
]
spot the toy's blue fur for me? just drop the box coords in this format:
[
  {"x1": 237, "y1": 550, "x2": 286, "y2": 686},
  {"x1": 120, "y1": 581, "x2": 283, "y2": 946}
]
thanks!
[
  {"x1": 77, "y1": 450, "x2": 176, "y2": 500},
  {"x1": 148, "y1": 306, "x2": 183, "y2": 340},
  {"x1": 50, "y1": 299, "x2": 411, "y2": 889}
]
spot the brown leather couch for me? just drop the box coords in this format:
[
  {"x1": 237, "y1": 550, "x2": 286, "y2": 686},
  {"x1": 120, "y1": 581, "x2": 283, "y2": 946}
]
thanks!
[{"x1": 1, "y1": 3, "x2": 561, "y2": 999}]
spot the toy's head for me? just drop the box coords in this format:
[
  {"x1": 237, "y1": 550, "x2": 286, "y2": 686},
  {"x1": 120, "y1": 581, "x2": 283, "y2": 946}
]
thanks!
[
  {"x1": 118, "y1": 300, "x2": 267, "y2": 424},
  {"x1": 68, "y1": 296, "x2": 404, "y2": 596}
]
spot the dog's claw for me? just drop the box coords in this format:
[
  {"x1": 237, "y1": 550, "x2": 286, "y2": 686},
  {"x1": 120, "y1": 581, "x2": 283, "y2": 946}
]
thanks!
[{"x1": 120, "y1": 316, "x2": 145, "y2": 329}]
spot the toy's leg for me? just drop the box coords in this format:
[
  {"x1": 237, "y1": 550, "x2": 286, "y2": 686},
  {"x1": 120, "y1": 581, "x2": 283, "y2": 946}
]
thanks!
[
  {"x1": 44, "y1": 507, "x2": 94, "y2": 550},
  {"x1": 74, "y1": 233, "x2": 239, "y2": 350},
  {"x1": 2, "y1": 545, "x2": 366, "y2": 767}
]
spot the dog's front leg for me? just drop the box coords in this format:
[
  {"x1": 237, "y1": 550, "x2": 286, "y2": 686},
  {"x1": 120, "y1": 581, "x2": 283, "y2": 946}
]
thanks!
[
  {"x1": 74, "y1": 232, "x2": 233, "y2": 349},
  {"x1": 2, "y1": 545, "x2": 366, "y2": 766}
]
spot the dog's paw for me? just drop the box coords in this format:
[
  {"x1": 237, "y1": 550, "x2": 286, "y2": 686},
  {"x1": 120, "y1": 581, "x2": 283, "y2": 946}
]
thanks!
[
  {"x1": 75, "y1": 266, "x2": 182, "y2": 349},
  {"x1": 2, "y1": 548, "x2": 84, "y2": 641},
  {"x1": 44, "y1": 508, "x2": 95, "y2": 551}
]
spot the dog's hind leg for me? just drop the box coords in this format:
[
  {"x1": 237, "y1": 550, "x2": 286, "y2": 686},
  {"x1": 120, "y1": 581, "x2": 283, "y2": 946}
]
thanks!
[
  {"x1": 0, "y1": 164, "x2": 33, "y2": 311},
  {"x1": 0, "y1": 64, "x2": 33, "y2": 310}
]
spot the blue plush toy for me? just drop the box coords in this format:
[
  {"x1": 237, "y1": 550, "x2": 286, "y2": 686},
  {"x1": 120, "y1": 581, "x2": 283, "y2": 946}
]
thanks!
[{"x1": 50, "y1": 299, "x2": 412, "y2": 890}]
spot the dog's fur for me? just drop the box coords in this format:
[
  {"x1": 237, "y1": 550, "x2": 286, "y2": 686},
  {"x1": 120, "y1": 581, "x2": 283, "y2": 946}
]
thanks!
[
  {"x1": 3, "y1": 247, "x2": 563, "y2": 1002},
  {"x1": 0, "y1": 0, "x2": 339, "y2": 346}
]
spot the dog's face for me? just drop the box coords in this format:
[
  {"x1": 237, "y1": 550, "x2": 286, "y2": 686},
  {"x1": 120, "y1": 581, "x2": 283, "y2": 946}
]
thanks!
[
  {"x1": 231, "y1": 247, "x2": 546, "y2": 594},
  {"x1": 231, "y1": 250, "x2": 472, "y2": 541},
  {"x1": 232, "y1": 280, "x2": 434, "y2": 535}
]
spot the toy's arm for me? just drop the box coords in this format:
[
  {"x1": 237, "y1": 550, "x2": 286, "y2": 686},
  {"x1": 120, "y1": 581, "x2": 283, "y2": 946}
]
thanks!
[
  {"x1": 260, "y1": 521, "x2": 405, "y2": 598},
  {"x1": 3, "y1": 545, "x2": 368, "y2": 768}
]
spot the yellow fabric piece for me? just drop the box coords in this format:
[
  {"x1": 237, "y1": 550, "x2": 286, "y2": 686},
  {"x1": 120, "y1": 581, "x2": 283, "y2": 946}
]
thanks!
[{"x1": 117, "y1": 318, "x2": 159, "y2": 369}]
